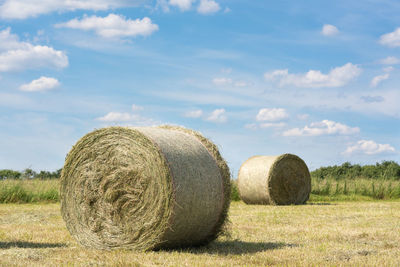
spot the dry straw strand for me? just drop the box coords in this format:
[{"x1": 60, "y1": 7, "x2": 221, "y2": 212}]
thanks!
[
  {"x1": 237, "y1": 154, "x2": 311, "y2": 205},
  {"x1": 60, "y1": 126, "x2": 230, "y2": 250}
]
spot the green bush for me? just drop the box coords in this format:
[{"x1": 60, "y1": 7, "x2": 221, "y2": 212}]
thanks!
[
  {"x1": 311, "y1": 161, "x2": 400, "y2": 181},
  {"x1": 311, "y1": 177, "x2": 400, "y2": 201},
  {"x1": 0, "y1": 179, "x2": 59, "y2": 203},
  {"x1": 0, "y1": 169, "x2": 21, "y2": 179},
  {"x1": 230, "y1": 180, "x2": 241, "y2": 201}
]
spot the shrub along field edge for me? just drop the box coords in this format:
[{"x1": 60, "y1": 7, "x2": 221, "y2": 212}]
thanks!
[
  {"x1": 1, "y1": 160, "x2": 400, "y2": 203},
  {"x1": 0, "y1": 179, "x2": 59, "y2": 203},
  {"x1": 1, "y1": 178, "x2": 400, "y2": 204}
]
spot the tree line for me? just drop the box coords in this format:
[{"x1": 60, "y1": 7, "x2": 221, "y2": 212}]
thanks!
[
  {"x1": 0, "y1": 168, "x2": 61, "y2": 180},
  {"x1": 311, "y1": 161, "x2": 400, "y2": 180},
  {"x1": 1, "y1": 160, "x2": 400, "y2": 180}
]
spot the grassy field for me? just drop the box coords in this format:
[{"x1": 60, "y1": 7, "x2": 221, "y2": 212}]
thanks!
[
  {"x1": 2, "y1": 178, "x2": 400, "y2": 204},
  {"x1": 0, "y1": 201, "x2": 399, "y2": 266},
  {"x1": 0, "y1": 179, "x2": 58, "y2": 203},
  {"x1": 311, "y1": 177, "x2": 400, "y2": 201}
]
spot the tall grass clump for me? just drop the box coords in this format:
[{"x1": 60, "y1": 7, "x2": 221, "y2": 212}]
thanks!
[
  {"x1": 231, "y1": 180, "x2": 241, "y2": 201},
  {"x1": 310, "y1": 177, "x2": 400, "y2": 201},
  {"x1": 0, "y1": 179, "x2": 59, "y2": 203}
]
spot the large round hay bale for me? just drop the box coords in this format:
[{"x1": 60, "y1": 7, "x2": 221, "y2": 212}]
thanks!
[
  {"x1": 237, "y1": 154, "x2": 311, "y2": 205},
  {"x1": 60, "y1": 126, "x2": 231, "y2": 250}
]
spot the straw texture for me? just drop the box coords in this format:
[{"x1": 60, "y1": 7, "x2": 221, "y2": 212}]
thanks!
[
  {"x1": 60, "y1": 126, "x2": 230, "y2": 250},
  {"x1": 237, "y1": 154, "x2": 311, "y2": 205}
]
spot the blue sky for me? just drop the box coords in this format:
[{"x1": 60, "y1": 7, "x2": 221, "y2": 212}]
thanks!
[{"x1": 0, "y1": 0, "x2": 399, "y2": 175}]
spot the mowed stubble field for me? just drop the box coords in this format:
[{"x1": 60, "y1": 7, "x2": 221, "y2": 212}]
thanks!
[{"x1": 0, "y1": 201, "x2": 400, "y2": 266}]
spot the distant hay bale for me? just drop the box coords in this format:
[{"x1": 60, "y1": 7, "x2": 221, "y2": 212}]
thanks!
[
  {"x1": 60, "y1": 126, "x2": 231, "y2": 250},
  {"x1": 237, "y1": 154, "x2": 311, "y2": 205}
]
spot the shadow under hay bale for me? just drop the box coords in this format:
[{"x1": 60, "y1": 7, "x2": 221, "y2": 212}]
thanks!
[
  {"x1": 0, "y1": 241, "x2": 67, "y2": 249},
  {"x1": 164, "y1": 240, "x2": 297, "y2": 255},
  {"x1": 237, "y1": 154, "x2": 311, "y2": 205},
  {"x1": 60, "y1": 126, "x2": 231, "y2": 251}
]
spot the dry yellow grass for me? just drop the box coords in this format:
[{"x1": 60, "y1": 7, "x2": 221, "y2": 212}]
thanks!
[{"x1": 0, "y1": 201, "x2": 399, "y2": 266}]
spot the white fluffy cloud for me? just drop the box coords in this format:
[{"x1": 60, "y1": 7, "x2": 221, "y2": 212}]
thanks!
[
  {"x1": 283, "y1": 120, "x2": 360, "y2": 137},
  {"x1": 96, "y1": 111, "x2": 156, "y2": 125},
  {"x1": 371, "y1": 73, "x2": 389, "y2": 87},
  {"x1": 0, "y1": 0, "x2": 138, "y2": 19},
  {"x1": 169, "y1": 0, "x2": 194, "y2": 11},
  {"x1": 55, "y1": 14, "x2": 158, "y2": 38},
  {"x1": 206, "y1": 108, "x2": 227, "y2": 123},
  {"x1": 19, "y1": 77, "x2": 60, "y2": 92},
  {"x1": 344, "y1": 140, "x2": 395, "y2": 155},
  {"x1": 264, "y1": 63, "x2": 361, "y2": 88},
  {"x1": 97, "y1": 112, "x2": 134, "y2": 122},
  {"x1": 0, "y1": 28, "x2": 68, "y2": 72},
  {"x1": 321, "y1": 24, "x2": 339, "y2": 36},
  {"x1": 96, "y1": 109, "x2": 157, "y2": 126},
  {"x1": 185, "y1": 109, "x2": 203, "y2": 118},
  {"x1": 197, "y1": 0, "x2": 220, "y2": 14},
  {"x1": 256, "y1": 108, "x2": 288, "y2": 122},
  {"x1": 380, "y1": 28, "x2": 400, "y2": 47},
  {"x1": 0, "y1": 28, "x2": 25, "y2": 51},
  {"x1": 380, "y1": 56, "x2": 400, "y2": 65},
  {"x1": 165, "y1": 0, "x2": 221, "y2": 14}
]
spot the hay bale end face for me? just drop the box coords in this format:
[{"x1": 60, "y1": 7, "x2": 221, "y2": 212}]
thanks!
[
  {"x1": 60, "y1": 126, "x2": 230, "y2": 250},
  {"x1": 237, "y1": 154, "x2": 311, "y2": 205}
]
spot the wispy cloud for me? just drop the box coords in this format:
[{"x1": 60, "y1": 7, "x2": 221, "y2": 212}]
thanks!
[
  {"x1": 297, "y1": 114, "x2": 309, "y2": 120},
  {"x1": 19, "y1": 77, "x2": 60, "y2": 92},
  {"x1": 383, "y1": 66, "x2": 394, "y2": 72},
  {"x1": 155, "y1": 89, "x2": 258, "y2": 107},
  {"x1": 206, "y1": 108, "x2": 227, "y2": 123},
  {"x1": 264, "y1": 63, "x2": 361, "y2": 88},
  {"x1": 344, "y1": 140, "x2": 395, "y2": 155},
  {"x1": 97, "y1": 112, "x2": 135, "y2": 122},
  {"x1": 283, "y1": 120, "x2": 359, "y2": 137},
  {"x1": 96, "y1": 111, "x2": 156, "y2": 125},
  {"x1": 380, "y1": 28, "x2": 400, "y2": 47},
  {"x1": 0, "y1": 0, "x2": 140, "y2": 19},
  {"x1": 360, "y1": 95, "x2": 384, "y2": 103},
  {"x1": 212, "y1": 77, "x2": 232, "y2": 86},
  {"x1": 371, "y1": 73, "x2": 389, "y2": 87},
  {"x1": 131, "y1": 104, "x2": 144, "y2": 111},
  {"x1": 212, "y1": 77, "x2": 249, "y2": 87},
  {"x1": 55, "y1": 14, "x2": 158, "y2": 39},
  {"x1": 245, "y1": 122, "x2": 286, "y2": 130},
  {"x1": 380, "y1": 56, "x2": 400, "y2": 65},
  {"x1": 259, "y1": 122, "x2": 286, "y2": 128}
]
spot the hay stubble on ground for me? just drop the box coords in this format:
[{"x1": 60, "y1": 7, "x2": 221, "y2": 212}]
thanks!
[{"x1": 0, "y1": 201, "x2": 399, "y2": 266}]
